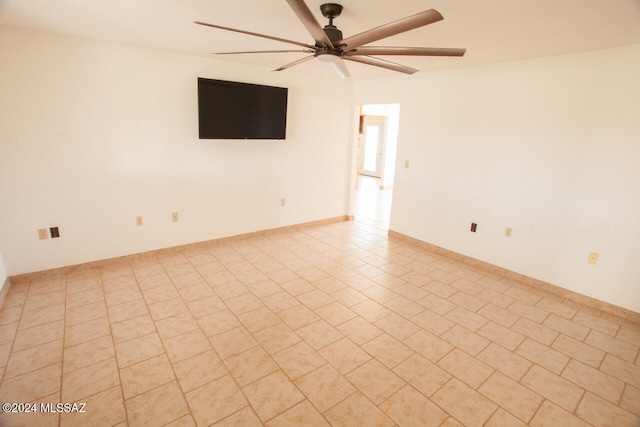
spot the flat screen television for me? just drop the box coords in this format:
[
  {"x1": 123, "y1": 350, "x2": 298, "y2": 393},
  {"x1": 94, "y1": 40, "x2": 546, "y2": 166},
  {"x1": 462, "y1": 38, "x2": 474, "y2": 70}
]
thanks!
[{"x1": 198, "y1": 77, "x2": 288, "y2": 140}]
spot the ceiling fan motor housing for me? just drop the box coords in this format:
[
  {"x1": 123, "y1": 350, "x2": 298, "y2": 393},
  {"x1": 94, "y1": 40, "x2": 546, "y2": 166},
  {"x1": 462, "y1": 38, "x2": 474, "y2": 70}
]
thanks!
[{"x1": 322, "y1": 25, "x2": 343, "y2": 45}]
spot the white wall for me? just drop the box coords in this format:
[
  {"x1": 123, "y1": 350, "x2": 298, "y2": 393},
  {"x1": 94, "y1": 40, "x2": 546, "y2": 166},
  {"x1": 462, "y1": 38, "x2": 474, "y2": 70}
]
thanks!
[
  {"x1": 354, "y1": 44, "x2": 640, "y2": 313},
  {"x1": 0, "y1": 27, "x2": 354, "y2": 275}
]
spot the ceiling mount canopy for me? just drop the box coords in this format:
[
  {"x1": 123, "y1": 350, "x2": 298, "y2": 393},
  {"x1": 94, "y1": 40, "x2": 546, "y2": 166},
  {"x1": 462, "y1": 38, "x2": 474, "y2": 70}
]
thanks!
[
  {"x1": 320, "y1": 3, "x2": 342, "y2": 20},
  {"x1": 194, "y1": 0, "x2": 466, "y2": 78}
]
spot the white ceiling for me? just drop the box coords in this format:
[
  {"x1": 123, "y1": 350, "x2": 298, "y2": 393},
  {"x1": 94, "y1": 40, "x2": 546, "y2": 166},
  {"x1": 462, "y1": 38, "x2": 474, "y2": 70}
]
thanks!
[{"x1": 1, "y1": 0, "x2": 639, "y2": 79}]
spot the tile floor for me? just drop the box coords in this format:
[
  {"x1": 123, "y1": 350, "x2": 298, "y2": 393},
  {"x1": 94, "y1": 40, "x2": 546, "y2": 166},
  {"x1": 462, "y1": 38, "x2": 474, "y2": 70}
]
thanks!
[{"x1": 0, "y1": 176, "x2": 639, "y2": 426}]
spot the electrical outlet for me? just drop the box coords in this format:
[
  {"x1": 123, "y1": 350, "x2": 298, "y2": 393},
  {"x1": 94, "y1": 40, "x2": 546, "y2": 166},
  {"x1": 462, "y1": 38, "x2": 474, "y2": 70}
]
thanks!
[
  {"x1": 470, "y1": 223, "x2": 477, "y2": 232},
  {"x1": 280, "y1": 198, "x2": 286, "y2": 207},
  {"x1": 505, "y1": 227, "x2": 513, "y2": 237},
  {"x1": 404, "y1": 160, "x2": 410, "y2": 169},
  {"x1": 587, "y1": 252, "x2": 599, "y2": 265},
  {"x1": 38, "y1": 228, "x2": 48, "y2": 240},
  {"x1": 172, "y1": 212, "x2": 179, "y2": 222},
  {"x1": 136, "y1": 216, "x2": 143, "y2": 226},
  {"x1": 50, "y1": 227, "x2": 60, "y2": 238}
]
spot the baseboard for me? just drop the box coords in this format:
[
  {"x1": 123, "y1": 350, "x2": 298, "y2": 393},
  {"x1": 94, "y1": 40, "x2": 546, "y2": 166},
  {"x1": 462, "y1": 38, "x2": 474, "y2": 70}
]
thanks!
[
  {"x1": 13, "y1": 218, "x2": 634, "y2": 324},
  {"x1": 388, "y1": 230, "x2": 640, "y2": 324},
  {"x1": 10, "y1": 215, "x2": 353, "y2": 284},
  {"x1": 0, "y1": 276, "x2": 11, "y2": 310}
]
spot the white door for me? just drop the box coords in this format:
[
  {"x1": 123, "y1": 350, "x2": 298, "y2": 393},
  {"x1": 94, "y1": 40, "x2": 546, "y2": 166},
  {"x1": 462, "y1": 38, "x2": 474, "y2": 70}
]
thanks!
[{"x1": 359, "y1": 116, "x2": 386, "y2": 178}]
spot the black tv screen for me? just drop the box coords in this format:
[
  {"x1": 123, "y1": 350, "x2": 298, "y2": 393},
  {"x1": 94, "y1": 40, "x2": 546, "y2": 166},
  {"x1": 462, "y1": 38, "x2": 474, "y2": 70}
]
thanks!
[{"x1": 198, "y1": 78, "x2": 288, "y2": 140}]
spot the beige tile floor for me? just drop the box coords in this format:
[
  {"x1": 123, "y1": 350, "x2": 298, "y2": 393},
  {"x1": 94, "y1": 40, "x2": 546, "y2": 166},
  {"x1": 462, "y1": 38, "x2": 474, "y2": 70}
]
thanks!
[{"x1": 0, "y1": 176, "x2": 639, "y2": 426}]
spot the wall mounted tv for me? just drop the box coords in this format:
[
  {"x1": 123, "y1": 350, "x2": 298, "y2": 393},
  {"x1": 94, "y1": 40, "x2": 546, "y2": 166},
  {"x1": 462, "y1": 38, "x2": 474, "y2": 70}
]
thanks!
[{"x1": 198, "y1": 77, "x2": 288, "y2": 140}]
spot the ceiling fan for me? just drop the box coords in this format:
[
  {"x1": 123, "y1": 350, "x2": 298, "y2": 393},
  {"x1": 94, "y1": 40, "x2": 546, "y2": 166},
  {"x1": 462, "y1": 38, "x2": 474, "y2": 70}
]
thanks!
[{"x1": 194, "y1": 0, "x2": 466, "y2": 78}]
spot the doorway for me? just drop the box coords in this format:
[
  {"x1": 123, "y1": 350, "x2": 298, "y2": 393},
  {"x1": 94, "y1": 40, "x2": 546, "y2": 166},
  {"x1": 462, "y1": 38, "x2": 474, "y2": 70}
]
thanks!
[
  {"x1": 357, "y1": 104, "x2": 400, "y2": 189},
  {"x1": 353, "y1": 103, "x2": 400, "y2": 227}
]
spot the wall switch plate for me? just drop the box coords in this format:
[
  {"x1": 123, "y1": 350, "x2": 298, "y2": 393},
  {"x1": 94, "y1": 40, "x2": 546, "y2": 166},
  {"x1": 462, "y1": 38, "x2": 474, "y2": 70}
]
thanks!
[
  {"x1": 38, "y1": 228, "x2": 48, "y2": 240},
  {"x1": 172, "y1": 212, "x2": 179, "y2": 222},
  {"x1": 50, "y1": 227, "x2": 60, "y2": 238},
  {"x1": 470, "y1": 223, "x2": 477, "y2": 232},
  {"x1": 587, "y1": 252, "x2": 599, "y2": 265},
  {"x1": 505, "y1": 227, "x2": 513, "y2": 237},
  {"x1": 136, "y1": 216, "x2": 143, "y2": 226}
]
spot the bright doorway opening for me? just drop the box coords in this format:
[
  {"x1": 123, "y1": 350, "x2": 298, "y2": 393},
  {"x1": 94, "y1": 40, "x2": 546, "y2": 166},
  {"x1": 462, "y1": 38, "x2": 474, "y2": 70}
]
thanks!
[
  {"x1": 354, "y1": 103, "x2": 400, "y2": 228},
  {"x1": 357, "y1": 104, "x2": 400, "y2": 189}
]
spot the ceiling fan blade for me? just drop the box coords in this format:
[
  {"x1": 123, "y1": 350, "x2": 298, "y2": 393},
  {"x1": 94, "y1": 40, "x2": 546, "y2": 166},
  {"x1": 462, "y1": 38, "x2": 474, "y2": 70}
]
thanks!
[
  {"x1": 343, "y1": 56, "x2": 419, "y2": 75},
  {"x1": 217, "y1": 49, "x2": 315, "y2": 55},
  {"x1": 336, "y1": 9, "x2": 443, "y2": 49},
  {"x1": 273, "y1": 55, "x2": 315, "y2": 71},
  {"x1": 345, "y1": 46, "x2": 466, "y2": 57},
  {"x1": 285, "y1": 0, "x2": 334, "y2": 48},
  {"x1": 330, "y1": 60, "x2": 351, "y2": 79},
  {"x1": 194, "y1": 21, "x2": 315, "y2": 50}
]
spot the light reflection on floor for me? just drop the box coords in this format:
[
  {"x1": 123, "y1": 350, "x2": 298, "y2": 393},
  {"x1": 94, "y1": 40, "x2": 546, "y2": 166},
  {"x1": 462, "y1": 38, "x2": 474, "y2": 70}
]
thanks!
[{"x1": 354, "y1": 175, "x2": 392, "y2": 233}]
